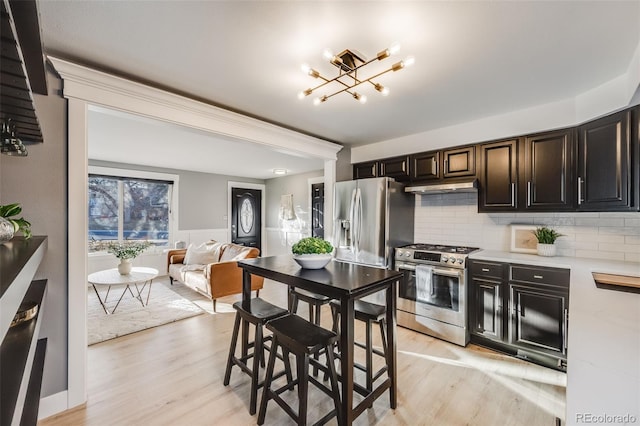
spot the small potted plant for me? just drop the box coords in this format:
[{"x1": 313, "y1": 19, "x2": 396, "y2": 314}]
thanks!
[
  {"x1": 0, "y1": 203, "x2": 31, "y2": 243},
  {"x1": 532, "y1": 226, "x2": 563, "y2": 257},
  {"x1": 291, "y1": 237, "x2": 334, "y2": 269},
  {"x1": 106, "y1": 240, "x2": 151, "y2": 274}
]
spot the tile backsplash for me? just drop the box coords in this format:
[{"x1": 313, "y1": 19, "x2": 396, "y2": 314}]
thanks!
[{"x1": 414, "y1": 193, "x2": 640, "y2": 262}]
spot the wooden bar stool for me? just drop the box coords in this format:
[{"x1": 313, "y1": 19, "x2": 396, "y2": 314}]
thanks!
[
  {"x1": 289, "y1": 288, "x2": 334, "y2": 376},
  {"x1": 330, "y1": 299, "x2": 389, "y2": 392},
  {"x1": 257, "y1": 314, "x2": 342, "y2": 426},
  {"x1": 223, "y1": 298, "x2": 292, "y2": 415}
]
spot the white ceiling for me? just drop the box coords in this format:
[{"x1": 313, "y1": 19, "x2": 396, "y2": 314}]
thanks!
[{"x1": 38, "y1": 1, "x2": 640, "y2": 177}]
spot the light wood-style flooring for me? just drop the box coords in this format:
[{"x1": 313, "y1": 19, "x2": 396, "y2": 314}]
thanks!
[{"x1": 39, "y1": 279, "x2": 566, "y2": 426}]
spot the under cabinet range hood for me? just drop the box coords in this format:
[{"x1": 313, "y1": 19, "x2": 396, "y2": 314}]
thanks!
[{"x1": 405, "y1": 179, "x2": 478, "y2": 194}]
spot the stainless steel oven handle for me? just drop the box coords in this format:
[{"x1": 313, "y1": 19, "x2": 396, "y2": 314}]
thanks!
[{"x1": 396, "y1": 263, "x2": 463, "y2": 278}]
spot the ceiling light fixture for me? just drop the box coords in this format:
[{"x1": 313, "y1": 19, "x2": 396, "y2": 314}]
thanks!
[
  {"x1": 298, "y1": 43, "x2": 414, "y2": 105},
  {"x1": 1, "y1": 119, "x2": 28, "y2": 157},
  {"x1": 273, "y1": 169, "x2": 288, "y2": 175}
]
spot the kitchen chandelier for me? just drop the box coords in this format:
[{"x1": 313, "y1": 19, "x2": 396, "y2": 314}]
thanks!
[
  {"x1": 298, "y1": 43, "x2": 414, "y2": 105},
  {"x1": 1, "y1": 118, "x2": 28, "y2": 157}
]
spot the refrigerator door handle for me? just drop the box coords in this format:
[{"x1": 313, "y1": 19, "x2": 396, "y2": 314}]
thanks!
[
  {"x1": 349, "y1": 188, "x2": 357, "y2": 250},
  {"x1": 355, "y1": 188, "x2": 363, "y2": 249}
]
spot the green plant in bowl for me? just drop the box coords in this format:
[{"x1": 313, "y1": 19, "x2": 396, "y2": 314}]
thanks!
[
  {"x1": 292, "y1": 237, "x2": 334, "y2": 255},
  {"x1": 292, "y1": 237, "x2": 334, "y2": 269},
  {"x1": 532, "y1": 226, "x2": 563, "y2": 244}
]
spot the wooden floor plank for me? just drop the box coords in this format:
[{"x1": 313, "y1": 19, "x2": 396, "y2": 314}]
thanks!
[{"x1": 39, "y1": 279, "x2": 566, "y2": 426}]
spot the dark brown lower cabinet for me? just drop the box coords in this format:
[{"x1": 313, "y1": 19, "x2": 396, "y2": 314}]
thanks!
[{"x1": 469, "y1": 260, "x2": 569, "y2": 371}]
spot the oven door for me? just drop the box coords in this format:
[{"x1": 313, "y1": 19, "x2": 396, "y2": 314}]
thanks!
[{"x1": 396, "y1": 262, "x2": 466, "y2": 327}]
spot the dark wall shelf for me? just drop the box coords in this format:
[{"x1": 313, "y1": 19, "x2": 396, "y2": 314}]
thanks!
[
  {"x1": 0, "y1": 0, "x2": 47, "y2": 144},
  {"x1": 0, "y1": 236, "x2": 48, "y2": 426}
]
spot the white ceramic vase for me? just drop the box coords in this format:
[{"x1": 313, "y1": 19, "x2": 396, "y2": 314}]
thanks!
[
  {"x1": 0, "y1": 217, "x2": 15, "y2": 243},
  {"x1": 537, "y1": 243, "x2": 557, "y2": 257},
  {"x1": 118, "y1": 258, "x2": 132, "y2": 275}
]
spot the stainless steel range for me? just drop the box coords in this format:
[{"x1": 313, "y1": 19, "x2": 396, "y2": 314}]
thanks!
[{"x1": 394, "y1": 244, "x2": 479, "y2": 346}]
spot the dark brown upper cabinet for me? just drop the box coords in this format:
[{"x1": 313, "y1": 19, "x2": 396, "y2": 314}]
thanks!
[
  {"x1": 478, "y1": 139, "x2": 519, "y2": 212},
  {"x1": 379, "y1": 155, "x2": 411, "y2": 182},
  {"x1": 521, "y1": 129, "x2": 575, "y2": 211},
  {"x1": 410, "y1": 150, "x2": 440, "y2": 181},
  {"x1": 443, "y1": 145, "x2": 476, "y2": 178},
  {"x1": 353, "y1": 160, "x2": 378, "y2": 180},
  {"x1": 577, "y1": 109, "x2": 637, "y2": 211}
]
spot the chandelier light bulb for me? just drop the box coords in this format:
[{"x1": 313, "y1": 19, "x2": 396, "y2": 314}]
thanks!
[
  {"x1": 297, "y1": 91, "x2": 305, "y2": 100},
  {"x1": 322, "y1": 48, "x2": 334, "y2": 60},
  {"x1": 301, "y1": 63, "x2": 311, "y2": 74},
  {"x1": 313, "y1": 97, "x2": 321, "y2": 106},
  {"x1": 359, "y1": 95, "x2": 367, "y2": 104},
  {"x1": 389, "y1": 42, "x2": 401, "y2": 55},
  {"x1": 404, "y1": 56, "x2": 416, "y2": 67}
]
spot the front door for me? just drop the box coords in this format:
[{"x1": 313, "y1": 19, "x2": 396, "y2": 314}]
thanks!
[{"x1": 231, "y1": 187, "x2": 262, "y2": 251}]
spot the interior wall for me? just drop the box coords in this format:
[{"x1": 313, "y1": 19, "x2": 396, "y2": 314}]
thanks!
[
  {"x1": 414, "y1": 193, "x2": 640, "y2": 262},
  {"x1": 88, "y1": 160, "x2": 263, "y2": 229},
  {"x1": 0, "y1": 67, "x2": 68, "y2": 397},
  {"x1": 335, "y1": 145, "x2": 352, "y2": 182},
  {"x1": 264, "y1": 170, "x2": 323, "y2": 229}
]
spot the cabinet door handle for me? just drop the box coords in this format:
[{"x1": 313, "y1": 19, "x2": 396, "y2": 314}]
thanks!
[
  {"x1": 482, "y1": 268, "x2": 490, "y2": 272},
  {"x1": 511, "y1": 182, "x2": 516, "y2": 207},
  {"x1": 533, "y1": 275, "x2": 543, "y2": 279},
  {"x1": 444, "y1": 158, "x2": 448, "y2": 174},
  {"x1": 563, "y1": 308, "x2": 568, "y2": 352},
  {"x1": 577, "y1": 177, "x2": 584, "y2": 205},
  {"x1": 433, "y1": 158, "x2": 438, "y2": 175},
  {"x1": 527, "y1": 181, "x2": 532, "y2": 207}
]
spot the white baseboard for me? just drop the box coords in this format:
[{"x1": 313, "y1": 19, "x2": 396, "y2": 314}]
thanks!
[{"x1": 38, "y1": 390, "x2": 70, "y2": 421}]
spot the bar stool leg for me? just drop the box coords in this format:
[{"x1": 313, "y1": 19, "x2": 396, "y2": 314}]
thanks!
[
  {"x1": 297, "y1": 354, "x2": 310, "y2": 425},
  {"x1": 223, "y1": 313, "x2": 242, "y2": 385},
  {"x1": 250, "y1": 323, "x2": 263, "y2": 415},
  {"x1": 325, "y1": 346, "x2": 342, "y2": 422},
  {"x1": 257, "y1": 335, "x2": 279, "y2": 426},
  {"x1": 365, "y1": 318, "x2": 373, "y2": 391}
]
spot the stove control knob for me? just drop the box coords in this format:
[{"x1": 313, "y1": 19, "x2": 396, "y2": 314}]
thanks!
[
  {"x1": 457, "y1": 258, "x2": 464, "y2": 264},
  {"x1": 405, "y1": 251, "x2": 412, "y2": 257},
  {"x1": 450, "y1": 258, "x2": 457, "y2": 263},
  {"x1": 441, "y1": 256, "x2": 449, "y2": 262}
]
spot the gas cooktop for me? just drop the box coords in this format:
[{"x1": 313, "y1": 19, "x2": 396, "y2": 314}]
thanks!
[{"x1": 399, "y1": 244, "x2": 480, "y2": 255}]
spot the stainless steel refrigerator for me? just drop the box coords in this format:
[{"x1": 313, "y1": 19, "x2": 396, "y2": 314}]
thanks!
[{"x1": 333, "y1": 177, "x2": 414, "y2": 269}]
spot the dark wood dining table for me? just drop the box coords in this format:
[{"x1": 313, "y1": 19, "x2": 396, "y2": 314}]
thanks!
[{"x1": 238, "y1": 255, "x2": 404, "y2": 425}]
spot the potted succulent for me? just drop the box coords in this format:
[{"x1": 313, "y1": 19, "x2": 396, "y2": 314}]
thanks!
[
  {"x1": 0, "y1": 203, "x2": 31, "y2": 243},
  {"x1": 532, "y1": 226, "x2": 563, "y2": 257},
  {"x1": 291, "y1": 236, "x2": 334, "y2": 269},
  {"x1": 106, "y1": 240, "x2": 151, "y2": 274}
]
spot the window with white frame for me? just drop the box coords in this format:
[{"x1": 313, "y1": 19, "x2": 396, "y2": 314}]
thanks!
[{"x1": 88, "y1": 173, "x2": 174, "y2": 251}]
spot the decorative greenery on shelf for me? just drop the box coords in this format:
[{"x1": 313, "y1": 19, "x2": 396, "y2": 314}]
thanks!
[
  {"x1": 292, "y1": 237, "x2": 334, "y2": 255},
  {"x1": 533, "y1": 226, "x2": 564, "y2": 244},
  {"x1": 0, "y1": 203, "x2": 32, "y2": 239},
  {"x1": 106, "y1": 240, "x2": 151, "y2": 260}
]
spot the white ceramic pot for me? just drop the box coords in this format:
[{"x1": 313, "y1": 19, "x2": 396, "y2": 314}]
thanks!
[
  {"x1": 118, "y1": 258, "x2": 132, "y2": 275},
  {"x1": 293, "y1": 253, "x2": 332, "y2": 269},
  {"x1": 537, "y1": 243, "x2": 557, "y2": 257},
  {"x1": 0, "y1": 217, "x2": 15, "y2": 243}
]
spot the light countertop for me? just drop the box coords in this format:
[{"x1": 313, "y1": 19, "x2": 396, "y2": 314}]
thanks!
[{"x1": 469, "y1": 250, "x2": 640, "y2": 426}]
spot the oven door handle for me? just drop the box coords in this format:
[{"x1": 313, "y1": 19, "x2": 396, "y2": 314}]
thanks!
[{"x1": 397, "y1": 264, "x2": 463, "y2": 278}]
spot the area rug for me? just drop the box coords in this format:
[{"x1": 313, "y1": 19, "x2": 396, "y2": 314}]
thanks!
[{"x1": 88, "y1": 279, "x2": 205, "y2": 345}]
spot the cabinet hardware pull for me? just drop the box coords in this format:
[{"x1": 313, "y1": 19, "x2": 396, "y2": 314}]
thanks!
[
  {"x1": 433, "y1": 158, "x2": 438, "y2": 175},
  {"x1": 533, "y1": 275, "x2": 543, "y2": 279},
  {"x1": 577, "y1": 177, "x2": 584, "y2": 205},
  {"x1": 482, "y1": 268, "x2": 490, "y2": 272},
  {"x1": 527, "y1": 181, "x2": 532, "y2": 207},
  {"x1": 563, "y1": 308, "x2": 569, "y2": 352},
  {"x1": 444, "y1": 159, "x2": 448, "y2": 174},
  {"x1": 511, "y1": 182, "x2": 516, "y2": 207}
]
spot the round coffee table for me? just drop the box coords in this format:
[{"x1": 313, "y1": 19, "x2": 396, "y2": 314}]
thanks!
[{"x1": 88, "y1": 267, "x2": 159, "y2": 315}]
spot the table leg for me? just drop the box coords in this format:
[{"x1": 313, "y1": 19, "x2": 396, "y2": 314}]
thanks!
[
  {"x1": 145, "y1": 279, "x2": 153, "y2": 305},
  {"x1": 339, "y1": 296, "x2": 355, "y2": 426},
  {"x1": 92, "y1": 284, "x2": 110, "y2": 315},
  {"x1": 386, "y1": 279, "x2": 398, "y2": 409}
]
